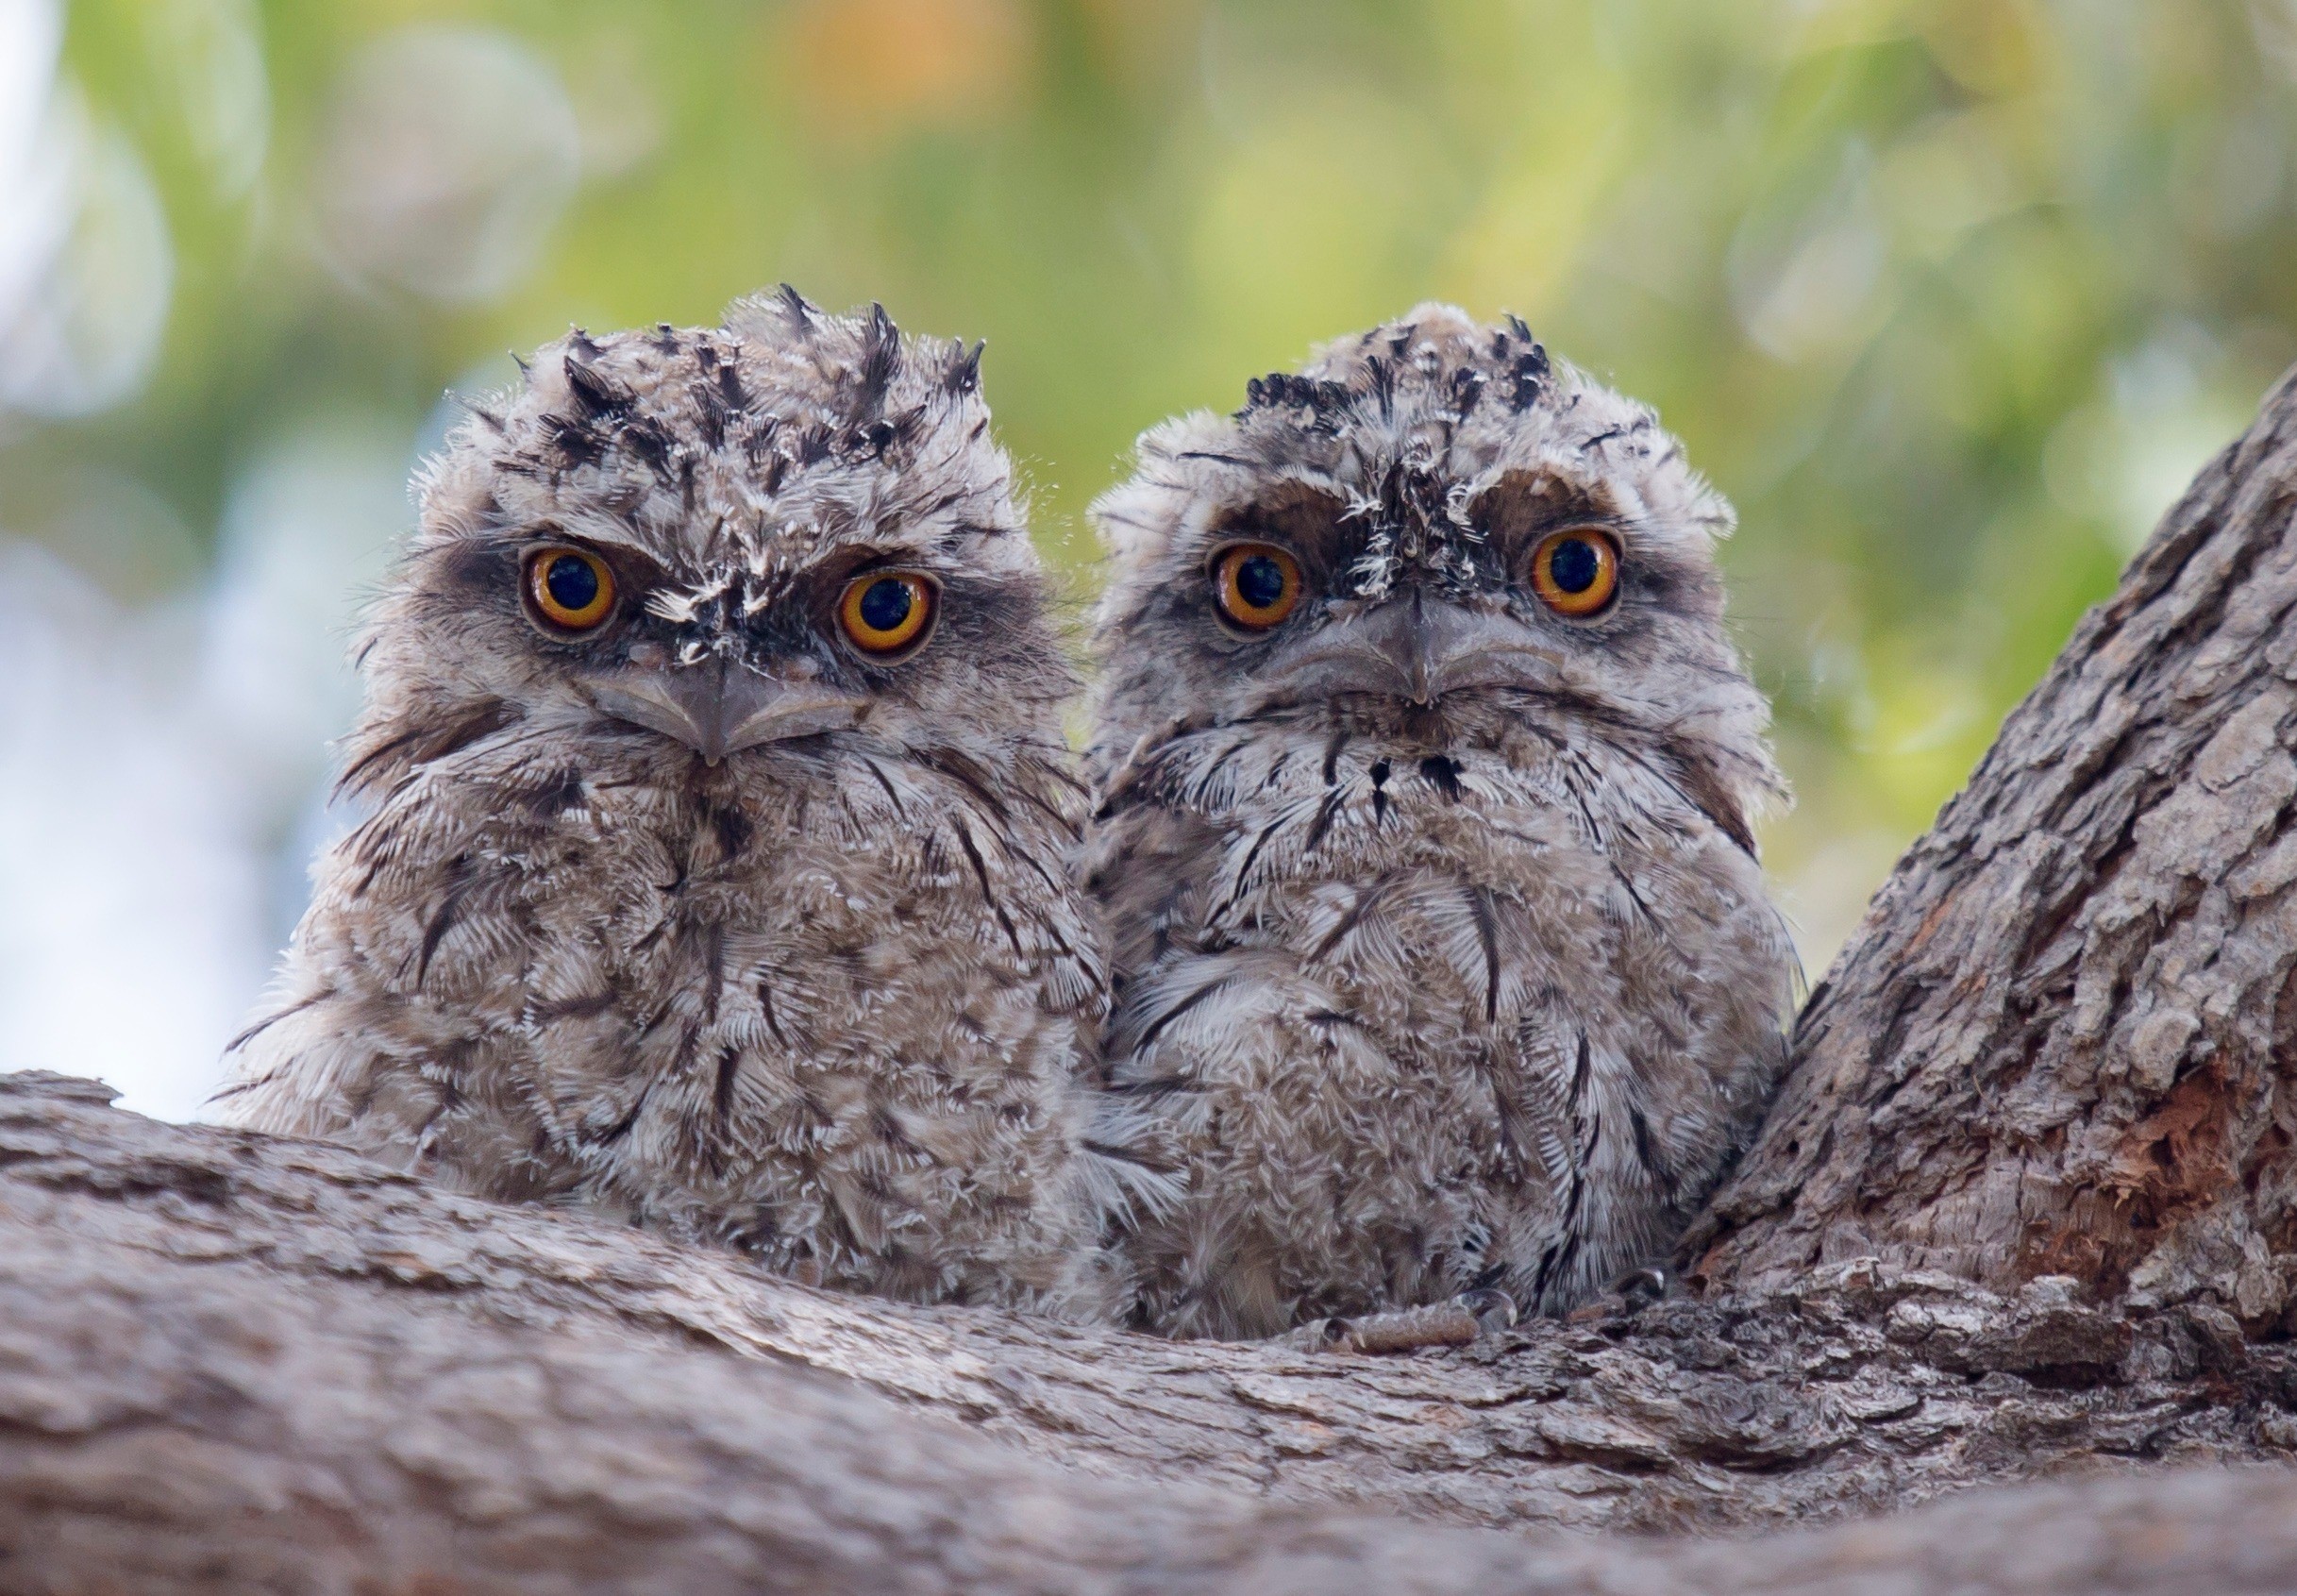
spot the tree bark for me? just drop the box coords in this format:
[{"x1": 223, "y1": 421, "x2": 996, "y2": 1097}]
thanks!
[
  {"x1": 7, "y1": 1068, "x2": 2297, "y2": 1594},
  {"x1": 1688, "y1": 362, "x2": 2297, "y2": 1325},
  {"x1": 10, "y1": 367, "x2": 2297, "y2": 1590}
]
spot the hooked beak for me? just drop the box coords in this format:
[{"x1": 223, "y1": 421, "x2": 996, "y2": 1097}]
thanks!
[
  {"x1": 1261, "y1": 591, "x2": 1561, "y2": 707},
  {"x1": 584, "y1": 657, "x2": 868, "y2": 764}
]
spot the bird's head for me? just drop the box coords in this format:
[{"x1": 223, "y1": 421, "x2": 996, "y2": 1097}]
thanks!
[
  {"x1": 1086, "y1": 303, "x2": 1783, "y2": 842},
  {"x1": 343, "y1": 290, "x2": 1074, "y2": 798}
]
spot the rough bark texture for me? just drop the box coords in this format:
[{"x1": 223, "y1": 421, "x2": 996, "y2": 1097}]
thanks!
[
  {"x1": 11, "y1": 368, "x2": 2297, "y2": 1590},
  {"x1": 8, "y1": 1070, "x2": 2297, "y2": 1595},
  {"x1": 1691, "y1": 364, "x2": 2297, "y2": 1326}
]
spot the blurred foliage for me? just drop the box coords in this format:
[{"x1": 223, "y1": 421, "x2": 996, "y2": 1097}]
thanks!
[{"x1": 10, "y1": 0, "x2": 2297, "y2": 963}]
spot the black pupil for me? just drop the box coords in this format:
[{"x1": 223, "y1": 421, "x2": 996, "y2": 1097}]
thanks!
[
  {"x1": 858, "y1": 578, "x2": 914, "y2": 634},
  {"x1": 545, "y1": 554, "x2": 599, "y2": 613},
  {"x1": 1549, "y1": 538, "x2": 1601, "y2": 595},
  {"x1": 1235, "y1": 554, "x2": 1288, "y2": 612}
]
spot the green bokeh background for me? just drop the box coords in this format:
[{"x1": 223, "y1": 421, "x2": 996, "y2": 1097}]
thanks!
[{"x1": 15, "y1": 0, "x2": 2297, "y2": 971}]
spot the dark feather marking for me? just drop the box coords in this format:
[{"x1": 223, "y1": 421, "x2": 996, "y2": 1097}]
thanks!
[
  {"x1": 594, "y1": 1078, "x2": 655, "y2": 1145},
  {"x1": 918, "y1": 748, "x2": 1010, "y2": 823},
  {"x1": 1320, "y1": 731, "x2": 1349, "y2": 786},
  {"x1": 1659, "y1": 755, "x2": 1759, "y2": 858},
  {"x1": 776, "y1": 282, "x2": 815, "y2": 329},
  {"x1": 713, "y1": 1042, "x2": 741, "y2": 1129},
  {"x1": 795, "y1": 423, "x2": 836, "y2": 465},
  {"x1": 872, "y1": 1105, "x2": 926, "y2": 1159},
  {"x1": 1610, "y1": 863, "x2": 1655, "y2": 923},
  {"x1": 1468, "y1": 887, "x2": 1501, "y2": 1023},
  {"x1": 1301, "y1": 784, "x2": 1348, "y2": 854},
  {"x1": 951, "y1": 817, "x2": 1023, "y2": 955},
  {"x1": 1176, "y1": 451, "x2": 1255, "y2": 466},
  {"x1": 855, "y1": 302, "x2": 900, "y2": 420},
  {"x1": 1449, "y1": 367, "x2": 1486, "y2": 420},
  {"x1": 1080, "y1": 1138, "x2": 1166, "y2": 1170},
  {"x1": 337, "y1": 728, "x2": 426, "y2": 794},
  {"x1": 1187, "y1": 739, "x2": 1250, "y2": 805},
  {"x1": 1132, "y1": 974, "x2": 1232, "y2": 1051},
  {"x1": 1534, "y1": 1031, "x2": 1595, "y2": 1302},
  {"x1": 710, "y1": 803, "x2": 752, "y2": 862},
  {"x1": 414, "y1": 860, "x2": 476, "y2": 988},
  {"x1": 542, "y1": 414, "x2": 604, "y2": 467},
  {"x1": 945, "y1": 340, "x2": 984, "y2": 395},
  {"x1": 1239, "y1": 372, "x2": 1352, "y2": 417},
  {"x1": 757, "y1": 976, "x2": 790, "y2": 1049},
  {"x1": 1307, "y1": 876, "x2": 1391, "y2": 963},
  {"x1": 532, "y1": 988, "x2": 618, "y2": 1023},
  {"x1": 1486, "y1": 1071, "x2": 1532, "y2": 1167},
  {"x1": 526, "y1": 768, "x2": 586, "y2": 817},
  {"x1": 563, "y1": 355, "x2": 634, "y2": 417},
  {"x1": 1212, "y1": 817, "x2": 1286, "y2": 923},
  {"x1": 620, "y1": 415, "x2": 676, "y2": 480},
  {"x1": 698, "y1": 920, "x2": 726, "y2": 1023},
  {"x1": 1508, "y1": 344, "x2": 1550, "y2": 412},
  {"x1": 860, "y1": 758, "x2": 907, "y2": 816},
  {"x1": 1105, "y1": 1073, "x2": 1203, "y2": 1100},
  {"x1": 1419, "y1": 754, "x2": 1465, "y2": 801},
  {"x1": 338, "y1": 698, "x2": 521, "y2": 796},
  {"x1": 1629, "y1": 1102, "x2": 1676, "y2": 1201},
  {"x1": 1365, "y1": 356, "x2": 1396, "y2": 420},
  {"x1": 224, "y1": 988, "x2": 332, "y2": 1054}
]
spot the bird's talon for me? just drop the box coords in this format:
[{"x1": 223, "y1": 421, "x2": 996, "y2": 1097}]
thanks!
[{"x1": 1456, "y1": 1286, "x2": 1518, "y2": 1335}]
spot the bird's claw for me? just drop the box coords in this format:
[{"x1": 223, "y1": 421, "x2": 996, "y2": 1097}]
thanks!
[{"x1": 1564, "y1": 1265, "x2": 1669, "y2": 1324}]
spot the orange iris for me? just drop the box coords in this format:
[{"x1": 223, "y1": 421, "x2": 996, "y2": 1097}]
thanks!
[
  {"x1": 526, "y1": 546, "x2": 618, "y2": 632},
  {"x1": 1529, "y1": 529, "x2": 1619, "y2": 617},
  {"x1": 839, "y1": 571, "x2": 936, "y2": 657},
  {"x1": 1212, "y1": 543, "x2": 1302, "y2": 630}
]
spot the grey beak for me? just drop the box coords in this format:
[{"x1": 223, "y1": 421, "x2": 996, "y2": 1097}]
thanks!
[
  {"x1": 1263, "y1": 592, "x2": 1560, "y2": 706},
  {"x1": 585, "y1": 658, "x2": 867, "y2": 764}
]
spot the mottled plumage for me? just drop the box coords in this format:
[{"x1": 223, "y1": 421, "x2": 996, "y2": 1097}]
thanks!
[
  {"x1": 1082, "y1": 304, "x2": 1797, "y2": 1339},
  {"x1": 212, "y1": 292, "x2": 1143, "y2": 1313}
]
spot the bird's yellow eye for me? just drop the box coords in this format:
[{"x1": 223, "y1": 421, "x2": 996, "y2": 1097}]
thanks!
[
  {"x1": 838, "y1": 571, "x2": 937, "y2": 658},
  {"x1": 1530, "y1": 529, "x2": 1619, "y2": 617},
  {"x1": 525, "y1": 546, "x2": 618, "y2": 632},
  {"x1": 1212, "y1": 543, "x2": 1302, "y2": 630}
]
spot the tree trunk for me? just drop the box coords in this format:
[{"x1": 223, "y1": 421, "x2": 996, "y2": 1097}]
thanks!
[
  {"x1": 1688, "y1": 362, "x2": 2297, "y2": 1326},
  {"x1": 10, "y1": 368, "x2": 2297, "y2": 1591}
]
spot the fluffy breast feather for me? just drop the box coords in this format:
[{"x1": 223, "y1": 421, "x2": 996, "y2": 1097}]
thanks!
[{"x1": 1092, "y1": 714, "x2": 1795, "y2": 1337}]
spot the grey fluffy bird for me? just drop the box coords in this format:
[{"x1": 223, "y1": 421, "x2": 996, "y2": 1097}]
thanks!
[
  {"x1": 1081, "y1": 303, "x2": 1798, "y2": 1340},
  {"x1": 212, "y1": 291, "x2": 1144, "y2": 1314}
]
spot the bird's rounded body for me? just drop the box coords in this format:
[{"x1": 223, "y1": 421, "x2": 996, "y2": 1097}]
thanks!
[
  {"x1": 214, "y1": 294, "x2": 1131, "y2": 1314},
  {"x1": 1084, "y1": 305, "x2": 1796, "y2": 1339}
]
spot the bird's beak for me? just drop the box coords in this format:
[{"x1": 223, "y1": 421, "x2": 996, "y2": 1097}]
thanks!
[
  {"x1": 1261, "y1": 591, "x2": 1561, "y2": 706},
  {"x1": 584, "y1": 658, "x2": 867, "y2": 764}
]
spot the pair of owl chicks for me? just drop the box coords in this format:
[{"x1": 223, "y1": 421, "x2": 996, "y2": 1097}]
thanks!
[{"x1": 210, "y1": 290, "x2": 1797, "y2": 1340}]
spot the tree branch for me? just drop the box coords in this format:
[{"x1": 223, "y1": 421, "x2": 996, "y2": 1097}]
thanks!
[{"x1": 7, "y1": 1071, "x2": 2297, "y2": 1594}]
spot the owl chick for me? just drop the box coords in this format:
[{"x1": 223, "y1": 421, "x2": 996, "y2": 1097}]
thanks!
[
  {"x1": 1082, "y1": 304, "x2": 1797, "y2": 1340},
  {"x1": 212, "y1": 291, "x2": 1140, "y2": 1313}
]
